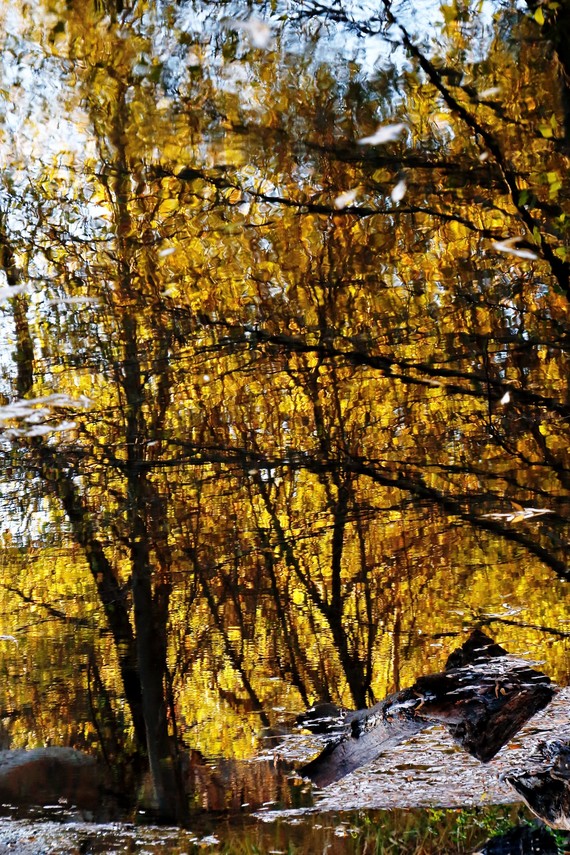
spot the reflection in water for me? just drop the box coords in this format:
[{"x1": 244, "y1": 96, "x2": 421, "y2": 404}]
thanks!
[
  {"x1": 479, "y1": 824, "x2": 561, "y2": 855},
  {"x1": 0, "y1": 0, "x2": 568, "y2": 846},
  {"x1": 288, "y1": 631, "x2": 570, "y2": 839}
]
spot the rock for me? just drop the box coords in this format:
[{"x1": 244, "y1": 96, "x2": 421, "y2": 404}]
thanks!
[{"x1": 0, "y1": 748, "x2": 100, "y2": 809}]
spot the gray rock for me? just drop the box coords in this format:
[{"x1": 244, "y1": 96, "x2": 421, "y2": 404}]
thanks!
[{"x1": 0, "y1": 748, "x2": 100, "y2": 809}]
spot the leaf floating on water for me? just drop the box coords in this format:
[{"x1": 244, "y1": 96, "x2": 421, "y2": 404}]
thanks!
[
  {"x1": 510, "y1": 513, "x2": 531, "y2": 524},
  {"x1": 391, "y1": 180, "x2": 407, "y2": 203},
  {"x1": 334, "y1": 188, "x2": 359, "y2": 209},
  {"x1": 357, "y1": 123, "x2": 407, "y2": 146},
  {"x1": 482, "y1": 507, "x2": 554, "y2": 523},
  {"x1": 491, "y1": 237, "x2": 538, "y2": 260}
]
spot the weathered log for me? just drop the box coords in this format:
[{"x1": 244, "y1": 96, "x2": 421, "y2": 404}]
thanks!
[
  {"x1": 299, "y1": 687, "x2": 426, "y2": 787},
  {"x1": 298, "y1": 630, "x2": 555, "y2": 788},
  {"x1": 504, "y1": 740, "x2": 570, "y2": 831},
  {"x1": 296, "y1": 702, "x2": 353, "y2": 735},
  {"x1": 414, "y1": 660, "x2": 554, "y2": 762}
]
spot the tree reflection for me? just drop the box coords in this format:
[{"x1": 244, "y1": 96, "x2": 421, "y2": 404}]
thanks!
[{"x1": 0, "y1": 0, "x2": 568, "y2": 826}]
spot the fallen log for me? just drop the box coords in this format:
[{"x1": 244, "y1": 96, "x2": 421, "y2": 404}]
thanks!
[
  {"x1": 299, "y1": 686, "x2": 426, "y2": 787},
  {"x1": 298, "y1": 630, "x2": 555, "y2": 788},
  {"x1": 504, "y1": 739, "x2": 570, "y2": 831}
]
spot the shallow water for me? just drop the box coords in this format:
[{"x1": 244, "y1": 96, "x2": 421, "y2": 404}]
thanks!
[{"x1": 0, "y1": 0, "x2": 569, "y2": 850}]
